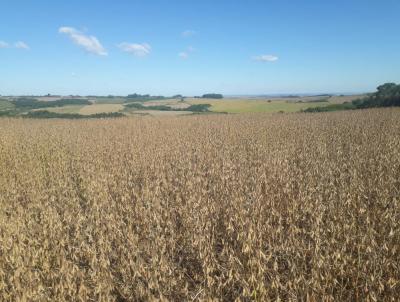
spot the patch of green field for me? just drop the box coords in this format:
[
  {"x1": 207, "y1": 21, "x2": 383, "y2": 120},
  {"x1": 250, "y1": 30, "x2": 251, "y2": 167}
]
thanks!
[
  {"x1": 36, "y1": 105, "x2": 85, "y2": 114},
  {"x1": 79, "y1": 104, "x2": 124, "y2": 115},
  {"x1": 91, "y1": 98, "x2": 126, "y2": 104},
  {"x1": 126, "y1": 110, "x2": 192, "y2": 116},
  {"x1": 0, "y1": 99, "x2": 15, "y2": 111},
  {"x1": 187, "y1": 98, "x2": 329, "y2": 113}
]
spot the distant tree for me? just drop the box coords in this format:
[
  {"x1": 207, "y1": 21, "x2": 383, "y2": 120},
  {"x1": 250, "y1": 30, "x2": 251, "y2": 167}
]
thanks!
[
  {"x1": 126, "y1": 94, "x2": 165, "y2": 101},
  {"x1": 202, "y1": 93, "x2": 223, "y2": 99},
  {"x1": 303, "y1": 82, "x2": 400, "y2": 112},
  {"x1": 186, "y1": 104, "x2": 211, "y2": 112},
  {"x1": 127, "y1": 93, "x2": 151, "y2": 99},
  {"x1": 356, "y1": 83, "x2": 400, "y2": 108},
  {"x1": 377, "y1": 83, "x2": 397, "y2": 93},
  {"x1": 12, "y1": 98, "x2": 90, "y2": 109}
]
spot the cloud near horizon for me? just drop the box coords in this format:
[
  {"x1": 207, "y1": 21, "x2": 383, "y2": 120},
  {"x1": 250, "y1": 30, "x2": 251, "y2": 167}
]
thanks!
[
  {"x1": 253, "y1": 54, "x2": 279, "y2": 62},
  {"x1": 59, "y1": 27, "x2": 107, "y2": 56},
  {"x1": 118, "y1": 42, "x2": 151, "y2": 57}
]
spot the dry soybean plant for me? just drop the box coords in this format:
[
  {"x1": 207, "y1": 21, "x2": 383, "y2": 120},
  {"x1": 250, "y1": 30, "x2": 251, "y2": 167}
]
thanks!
[{"x1": 0, "y1": 108, "x2": 399, "y2": 301}]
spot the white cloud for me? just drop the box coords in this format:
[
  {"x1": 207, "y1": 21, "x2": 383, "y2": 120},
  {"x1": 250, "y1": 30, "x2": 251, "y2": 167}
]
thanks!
[
  {"x1": 178, "y1": 46, "x2": 195, "y2": 59},
  {"x1": 15, "y1": 41, "x2": 29, "y2": 50},
  {"x1": 0, "y1": 41, "x2": 31, "y2": 50},
  {"x1": 59, "y1": 26, "x2": 107, "y2": 56},
  {"x1": 118, "y1": 42, "x2": 151, "y2": 57},
  {"x1": 178, "y1": 52, "x2": 189, "y2": 59},
  {"x1": 0, "y1": 41, "x2": 9, "y2": 48},
  {"x1": 253, "y1": 54, "x2": 279, "y2": 62},
  {"x1": 182, "y1": 30, "x2": 196, "y2": 38}
]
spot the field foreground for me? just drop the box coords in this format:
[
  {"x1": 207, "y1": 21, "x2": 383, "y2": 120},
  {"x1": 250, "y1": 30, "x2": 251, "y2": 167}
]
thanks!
[{"x1": 0, "y1": 109, "x2": 399, "y2": 301}]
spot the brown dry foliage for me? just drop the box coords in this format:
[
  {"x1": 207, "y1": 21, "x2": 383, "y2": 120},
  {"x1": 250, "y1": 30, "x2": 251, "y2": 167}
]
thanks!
[{"x1": 0, "y1": 109, "x2": 399, "y2": 301}]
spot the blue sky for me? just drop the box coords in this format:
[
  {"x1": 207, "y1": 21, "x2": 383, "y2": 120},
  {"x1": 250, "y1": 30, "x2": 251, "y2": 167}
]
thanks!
[{"x1": 1, "y1": 0, "x2": 399, "y2": 96}]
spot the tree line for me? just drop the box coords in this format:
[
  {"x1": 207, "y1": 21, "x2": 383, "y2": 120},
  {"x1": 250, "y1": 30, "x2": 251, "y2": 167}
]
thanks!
[{"x1": 303, "y1": 83, "x2": 400, "y2": 112}]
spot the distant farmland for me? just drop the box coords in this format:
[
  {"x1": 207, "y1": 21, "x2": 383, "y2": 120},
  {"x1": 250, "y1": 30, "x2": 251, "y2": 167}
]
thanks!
[
  {"x1": 187, "y1": 95, "x2": 363, "y2": 113},
  {"x1": 78, "y1": 104, "x2": 124, "y2": 115},
  {"x1": 0, "y1": 95, "x2": 365, "y2": 117},
  {"x1": 187, "y1": 98, "x2": 325, "y2": 113}
]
